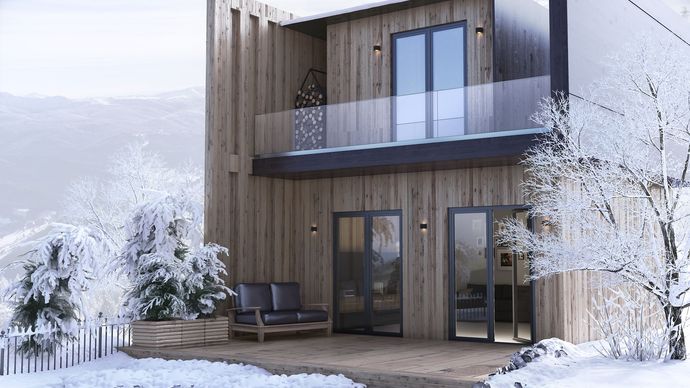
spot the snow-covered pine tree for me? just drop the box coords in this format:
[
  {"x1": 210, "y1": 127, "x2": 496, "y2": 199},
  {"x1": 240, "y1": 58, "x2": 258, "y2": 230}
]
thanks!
[
  {"x1": 121, "y1": 194, "x2": 231, "y2": 321},
  {"x1": 121, "y1": 195, "x2": 192, "y2": 321},
  {"x1": 499, "y1": 39, "x2": 690, "y2": 360},
  {"x1": 184, "y1": 243, "x2": 232, "y2": 318},
  {"x1": 5, "y1": 224, "x2": 110, "y2": 353}
]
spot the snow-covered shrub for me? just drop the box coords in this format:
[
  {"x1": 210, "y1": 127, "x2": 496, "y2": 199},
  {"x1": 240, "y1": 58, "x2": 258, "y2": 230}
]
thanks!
[
  {"x1": 590, "y1": 287, "x2": 670, "y2": 361},
  {"x1": 5, "y1": 224, "x2": 111, "y2": 353},
  {"x1": 121, "y1": 194, "x2": 232, "y2": 321},
  {"x1": 185, "y1": 243, "x2": 230, "y2": 318}
]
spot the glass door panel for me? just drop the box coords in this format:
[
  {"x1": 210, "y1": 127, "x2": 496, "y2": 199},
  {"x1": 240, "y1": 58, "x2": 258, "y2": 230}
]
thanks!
[
  {"x1": 335, "y1": 216, "x2": 366, "y2": 331},
  {"x1": 371, "y1": 215, "x2": 402, "y2": 334},
  {"x1": 394, "y1": 33, "x2": 427, "y2": 141},
  {"x1": 493, "y1": 209, "x2": 532, "y2": 343},
  {"x1": 335, "y1": 211, "x2": 403, "y2": 336},
  {"x1": 433, "y1": 26, "x2": 465, "y2": 137},
  {"x1": 451, "y1": 211, "x2": 491, "y2": 340}
]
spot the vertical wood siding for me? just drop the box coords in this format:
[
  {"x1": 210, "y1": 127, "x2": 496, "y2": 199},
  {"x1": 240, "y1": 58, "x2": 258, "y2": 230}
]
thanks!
[{"x1": 207, "y1": 0, "x2": 598, "y2": 343}]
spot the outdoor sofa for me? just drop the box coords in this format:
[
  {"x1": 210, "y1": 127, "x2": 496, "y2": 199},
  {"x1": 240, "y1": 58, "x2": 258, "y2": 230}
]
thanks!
[{"x1": 227, "y1": 282, "x2": 331, "y2": 342}]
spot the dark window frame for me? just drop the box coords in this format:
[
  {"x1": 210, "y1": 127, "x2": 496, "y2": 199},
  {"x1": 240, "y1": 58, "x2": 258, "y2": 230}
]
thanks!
[{"x1": 391, "y1": 21, "x2": 468, "y2": 141}]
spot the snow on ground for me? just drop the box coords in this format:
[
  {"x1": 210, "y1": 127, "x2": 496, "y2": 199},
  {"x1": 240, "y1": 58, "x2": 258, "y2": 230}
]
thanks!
[
  {"x1": 0, "y1": 353, "x2": 364, "y2": 388},
  {"x1": 486, "y1": 338, "x2": 690, "y2": 388}
]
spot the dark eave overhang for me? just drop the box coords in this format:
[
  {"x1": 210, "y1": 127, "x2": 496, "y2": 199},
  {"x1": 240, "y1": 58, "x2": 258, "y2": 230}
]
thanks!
[
  {"x1": 252, "y1": 132, "x2": 545, "y2": 179},
  {"x1": 281, "y1": 0, "x2": 450, "y2": 40}
]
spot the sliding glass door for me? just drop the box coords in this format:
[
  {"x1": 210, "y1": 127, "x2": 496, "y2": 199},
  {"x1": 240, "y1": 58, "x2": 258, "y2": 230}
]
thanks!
[
  {"x1": 334, "y1": 211, "x2": 402, "y2": 336},
  {"x1": 393, "y1": 22, "x2": 466, "y2": 141},
  {"x1": 449, "y1": 207, "x2": 534, "y2": 343}
]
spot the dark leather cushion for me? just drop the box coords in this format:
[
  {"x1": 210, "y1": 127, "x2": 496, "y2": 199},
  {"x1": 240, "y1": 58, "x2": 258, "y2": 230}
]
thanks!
[
  {"x1": 235, "y1": 312, "x2": 260, "y2": 325},
  {"x1": 270, "y1": 282, "x2": 302, "y2": 311},
  {"x1": 263, "y1": 311, "x2": 299, "y2": 325},
  {"x1": 235, "y1": 283, "x2": 272, "y2": 313},
  {"x1": 235, "y1": 311, "x2": 298, "y2": 325},
  {"x1": 297, "y1": 310, "x2": 328, "y2": 323}
]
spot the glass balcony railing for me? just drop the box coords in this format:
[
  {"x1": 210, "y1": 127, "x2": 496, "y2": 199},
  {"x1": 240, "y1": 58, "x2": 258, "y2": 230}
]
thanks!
[{"x1": 254, "y1": 75, "x2": 550, "y2": 156}]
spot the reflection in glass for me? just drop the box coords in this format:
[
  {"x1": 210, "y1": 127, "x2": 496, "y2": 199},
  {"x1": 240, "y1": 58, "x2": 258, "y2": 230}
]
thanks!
[
  {"x1": 433, "y1": 27, "x2": 465, "y2": 137},
  {"x1": 395, "y1": 34, "x2": 426, "y2": 95},
  {"x1": 393, "y1": 25, "x2": 466, "y2": 141},
  {"x1": 394, "y1": 33, "x2": 427, "y2": 141},
  {"x1": 433, "y1": 27, "x2": 465, "y2": 90},
  {"x1": 371, "y1": 216, "x2": 402, "y2": 333},
  {"x1": 336, "y1": 216, "x2": 366, "y2": 331},
  {"x1": 453, "y1": 212, "x2": 489, "y2": 339},
  {"x1": 493, "y1": 209, "x2": 532, "y2": 343}
]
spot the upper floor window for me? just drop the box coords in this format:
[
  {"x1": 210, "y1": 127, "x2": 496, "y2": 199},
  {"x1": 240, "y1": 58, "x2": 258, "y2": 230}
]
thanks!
[{"x1": 393, "y1": 22, "x2": 466, "y2": 141}]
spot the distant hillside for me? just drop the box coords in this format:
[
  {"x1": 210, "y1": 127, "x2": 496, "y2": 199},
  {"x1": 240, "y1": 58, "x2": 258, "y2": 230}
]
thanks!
[{"x1": 0, "y1": 87, "x2": 205, "y2": 246}]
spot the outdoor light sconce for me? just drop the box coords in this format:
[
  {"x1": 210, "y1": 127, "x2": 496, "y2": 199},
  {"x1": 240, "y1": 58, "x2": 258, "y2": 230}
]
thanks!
[
  {"x1": 420, "y1": 223, "x2": 428, "y2": 231},
  {"x1": 310, "y1": 225, "x2": 318, "y2": 233},
  {"x1": 475, "y1": 26, "x2": 484, "y2": 35},
  {"x1": 373, "y1": 44, "x2": 382, "y2": 53}
]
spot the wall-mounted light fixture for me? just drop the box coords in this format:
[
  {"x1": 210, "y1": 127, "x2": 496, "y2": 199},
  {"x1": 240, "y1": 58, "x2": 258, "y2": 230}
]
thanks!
[
  {"x1": 310, "y1": 225, "x2": 318, "y2": 233},
  {"x1": 420, "y1": 223, "x2": 428, "y2": 231},
  {"x1": 373, "y1": 44, "x2": 382, "y2": 53},
  {"x1": 475, "y1": 26, "x2": 485, "y2": 35}
]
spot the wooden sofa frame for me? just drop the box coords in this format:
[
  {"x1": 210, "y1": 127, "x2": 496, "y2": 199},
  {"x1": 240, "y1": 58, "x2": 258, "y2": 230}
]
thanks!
[{"x1": 227, "y1": 303, "x2": 332, "y2": 343}]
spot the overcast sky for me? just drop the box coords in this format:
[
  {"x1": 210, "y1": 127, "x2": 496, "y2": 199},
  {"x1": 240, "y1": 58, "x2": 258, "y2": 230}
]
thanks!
[
  {"x1": 0, "y1": 0, "x2": 688, "y2": 98},
  {"x1": 0, "y1": 0, "x2": 373, "y2": 98}
]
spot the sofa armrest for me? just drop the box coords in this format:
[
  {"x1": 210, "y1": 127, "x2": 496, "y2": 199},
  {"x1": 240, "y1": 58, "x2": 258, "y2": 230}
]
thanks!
[
  {"x1": 227, "y1": 307, "x2": 265, "y2": 326},
  {"x1": 304, "y1": 303, "x2": 329, "y2": 314}
]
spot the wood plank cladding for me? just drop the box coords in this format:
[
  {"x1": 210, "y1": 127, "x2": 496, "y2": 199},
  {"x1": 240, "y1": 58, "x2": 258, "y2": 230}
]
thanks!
[
  {"x1": 205, "y1": 0, "x2": 326, "y2": 318},
  {"x1": 207, "y1": 0, "x2": 595, "y2": 344}
]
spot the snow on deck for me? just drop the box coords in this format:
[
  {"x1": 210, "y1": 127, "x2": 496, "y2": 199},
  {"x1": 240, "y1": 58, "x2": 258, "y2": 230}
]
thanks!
[{"x1": 0, "y1": 352, "x2": 363, "y2": 388}]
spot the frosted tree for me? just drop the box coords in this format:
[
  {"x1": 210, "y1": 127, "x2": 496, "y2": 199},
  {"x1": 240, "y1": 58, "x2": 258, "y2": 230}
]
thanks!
[
  {"x1": 5, "y1": 224, "x2": 111, "y2": 353},
  {"x1": 121, "y1": 194, "x2": 231, "y2": 321},
  {"x1": 64, "y1": 142, "x2": 203, "y2": 247},
  {"x1": 499, "y1": 40, "x2": 690, "y2": 360},
  {"x1": 62, "y1": 142, "x2": 203, "y2": 318}
]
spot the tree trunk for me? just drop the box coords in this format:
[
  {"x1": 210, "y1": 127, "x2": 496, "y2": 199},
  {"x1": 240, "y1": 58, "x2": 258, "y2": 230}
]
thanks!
[{"x1": 666, "y1": 305, "x2": 686, "y2": 360}]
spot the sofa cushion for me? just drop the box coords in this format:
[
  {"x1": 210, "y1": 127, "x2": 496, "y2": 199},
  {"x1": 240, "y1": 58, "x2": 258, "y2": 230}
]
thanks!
[
  {"x1": 235, "y1": 283, "x2": 272, "y2": 313},
  {"x1": 235, "y1": 311, "x2": 298, "y2": 325},
  {"x1": 297, "y1": 310, "x2": 328, "y2": 323},
  {"x1": 264, "y1": 311, "x2": 299, "y2": 325},
  {"x1": 270, "y1": 282, "x2": 302, "y2": 311},
  {"x1": 235, "y1": 312, "x2": 260, "y2": 325}
]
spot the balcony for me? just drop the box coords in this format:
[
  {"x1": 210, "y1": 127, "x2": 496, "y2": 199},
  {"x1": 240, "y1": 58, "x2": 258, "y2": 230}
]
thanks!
[{"x1": 253, "y1": 76, "x2": 550, "y2": 178}]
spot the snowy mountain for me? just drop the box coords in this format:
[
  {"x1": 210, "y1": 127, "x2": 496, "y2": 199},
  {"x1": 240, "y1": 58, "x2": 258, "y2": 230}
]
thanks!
[{"x1": 0, "y1": 87, "x2": 205, "y2": 241}]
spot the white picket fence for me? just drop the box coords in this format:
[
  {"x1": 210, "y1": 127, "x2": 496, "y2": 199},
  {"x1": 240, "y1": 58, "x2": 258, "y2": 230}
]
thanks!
[{"x1": 0, "y1": 315, "x2": 131, "y2": 376}]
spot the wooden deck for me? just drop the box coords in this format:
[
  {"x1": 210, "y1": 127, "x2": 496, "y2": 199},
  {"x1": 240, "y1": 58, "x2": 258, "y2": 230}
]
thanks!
[{"x1": 121, "y1": 333, "x2": 520, "y2": 388}]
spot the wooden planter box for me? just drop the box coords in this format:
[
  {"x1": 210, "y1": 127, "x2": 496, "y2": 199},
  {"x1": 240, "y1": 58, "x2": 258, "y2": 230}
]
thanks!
[{"x1": 131, "y1": 316, "x2": 228, "y2": 348}]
